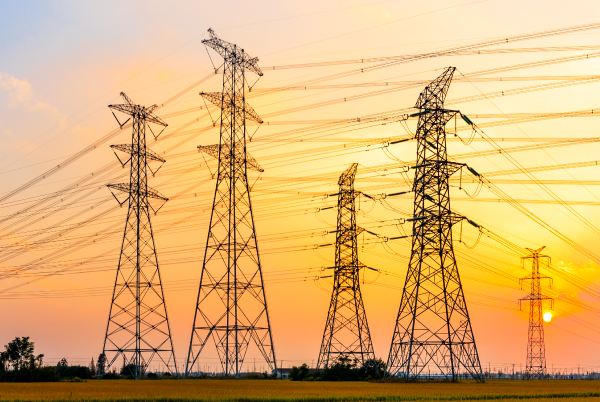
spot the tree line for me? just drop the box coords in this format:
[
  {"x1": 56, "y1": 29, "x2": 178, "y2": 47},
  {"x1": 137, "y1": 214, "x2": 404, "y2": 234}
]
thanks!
[{"x1": 0, "y1": 337, "x2": 175, "y2": 382}]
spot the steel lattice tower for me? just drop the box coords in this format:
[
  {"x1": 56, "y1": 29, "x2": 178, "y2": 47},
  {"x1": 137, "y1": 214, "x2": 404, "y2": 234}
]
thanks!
[
  {"x1": 185, "y1": 29, "x2": 276, "y2": 377},
  {"x1": 386, "y1": 67, "x2": 484, "y2": 381},
  {"x1": 102, "y1": 92, "x2": 177, "y2": 379},
  {"x1": 519, "y1": 246, "x2": 553, "y2": 380},
  {"x1": 317, "y1": 163, "x2": 376, "y2": 369}
]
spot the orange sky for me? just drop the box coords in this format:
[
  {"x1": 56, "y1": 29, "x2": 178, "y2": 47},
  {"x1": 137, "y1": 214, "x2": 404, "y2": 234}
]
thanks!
[{"x1": 1, "y1": 0, "x2": 600, "y2": 375}]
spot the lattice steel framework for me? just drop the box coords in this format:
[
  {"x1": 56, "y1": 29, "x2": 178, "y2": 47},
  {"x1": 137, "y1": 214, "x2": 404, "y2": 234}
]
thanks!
[
  {"x1": 519, "y1": 246, "x2": 553, "y2": 380},
  {"x1": 185, "y1": 29, "x2": 276, "y2": 377},
  {"x1": 317, "y1": 163, "x2": 376, "y2": 369},
  {"x1": 387, "y1": 67, "x2": 484, "y2": 381},
  {"x1": 102, "y1": 92, "x2": 177, "y2": 379}
]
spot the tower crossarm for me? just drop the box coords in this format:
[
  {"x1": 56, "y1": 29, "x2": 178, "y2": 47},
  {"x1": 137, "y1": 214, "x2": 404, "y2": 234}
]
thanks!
[
  {"x1": 111, "y1": 144, "x2": 166, "y2": 163},
  {"x1": 107, "y1": 183, "x2": 168, "y2": 201},
  {"x1": 202, "y1": 28, "x2": 263, "y2": 77},
  {"x1": 201, "y1": 92, "x2": 263, "y2": 123},
  {"x1": 109, "y1": 93, "x2": 167, "y2": 127},
  {"x1": 198, "y1": 144, "x2": 264, "y2": 172}
]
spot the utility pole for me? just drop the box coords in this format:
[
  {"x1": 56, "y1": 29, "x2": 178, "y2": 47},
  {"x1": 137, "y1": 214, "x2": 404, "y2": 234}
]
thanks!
[
  {"x1": 519, "y1": 246, "x2": 553, "y2": 380},
  {"x1": 186, "y1": 29, "x2": 276, "y2": 378},
  {"x1": 386, "y1": 67, "x2": 484, "y2": 382},
  {"x1": 317, "y1": 163, "x2": 376, "y2": 369},
  {"x1": 101, "y1": 92, "x2": 177, "y2": 379}
]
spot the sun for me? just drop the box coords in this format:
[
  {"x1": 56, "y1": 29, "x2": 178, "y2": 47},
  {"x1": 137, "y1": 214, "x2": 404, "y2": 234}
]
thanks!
[{"x1": 543, "y1": 312, "x2": 553, "y2": 322}]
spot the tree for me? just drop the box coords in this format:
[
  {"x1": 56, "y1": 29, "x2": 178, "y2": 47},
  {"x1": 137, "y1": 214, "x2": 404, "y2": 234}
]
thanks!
[
  {"x1": 0, "y1": 352, "x2": 6, "y2": 372},
  {"x1": 57, "y1": 358, "x2": 68, "y2": 368},
  {"x1": 2, "y1": 337, "x2": 43, "y2": 372},
  {"x1": 290, "y1": 363, "x2": 310, "y2": 381},
  {"x1": 89, "y1": 357, "x2": 96, "y2": 376},
  {"x1": 359, "y1": 358, "x2": 386, "y2": 379},
  {"x1": 96, "y1": 353, "x2": 107, "y2": 376}
]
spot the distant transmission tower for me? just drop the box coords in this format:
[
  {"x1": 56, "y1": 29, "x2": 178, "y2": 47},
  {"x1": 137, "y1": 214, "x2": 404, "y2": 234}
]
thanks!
[
  {"x1": 185, "y1": 29, "x2": 276, "y2": 377},
  {"x1": 519, "y1": 246, "x2": 553, "y2": 380},
  {"x1": 317, "y1": 163, "x2": 376, "y2": 369},
  {"x1": 102, "y1": 92, "x2": 177, "y2": 379},
  {"x1": 387, "y1": 67, "x2": 484, "y2": 381}
]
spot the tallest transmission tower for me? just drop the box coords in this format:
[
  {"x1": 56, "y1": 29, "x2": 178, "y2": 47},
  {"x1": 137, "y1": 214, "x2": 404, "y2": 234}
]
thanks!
[
  {"x1": 387, "y1": 67, "x2": 484, "y2": 381},
  {"x1": 186, "y1": 29, "x2": 276, "y2": 377}
]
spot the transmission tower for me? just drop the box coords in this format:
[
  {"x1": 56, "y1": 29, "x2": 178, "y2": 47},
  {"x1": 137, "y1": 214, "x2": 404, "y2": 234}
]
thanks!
[
  {"x1": 386, "y1": 67, "x2": 484, "y2": 381},
  {"x1": 519, "y1": 246, "x2": 553, "y2": 380},
  {"x1": 317, "y1": 163, "x2": 376, "y2": 369},
  {"x1": 102, "y1": 92, "x2": 177, "y2": 379},
  {"x1": 185, "y1": 29, "x2": 276, "y2": 377}
]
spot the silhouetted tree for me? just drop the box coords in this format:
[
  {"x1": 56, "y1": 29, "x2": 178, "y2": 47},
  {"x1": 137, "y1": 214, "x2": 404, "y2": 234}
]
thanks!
[
  {"x1": 290, "y1": 363, "x2": 310, "y2": 381},
  {"x1": 96, "y1": 353, "x2": 107, "y2": 376},
  {"x1": 89, "y1": 357, "x2": 96, "y2": 376},
  {"x1": 3, "y1": 337, "x2": 43, "y2": 372}
]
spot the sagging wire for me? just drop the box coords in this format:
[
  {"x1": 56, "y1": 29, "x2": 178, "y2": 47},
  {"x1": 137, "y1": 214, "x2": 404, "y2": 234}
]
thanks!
[
  {"x1": 459, "y1": 165, "x2": 484, "y2": 198},
  {"x1": 381, "y1": 240, "x2": 405, "y2": 256},
  {"x1": 458, "y1": 217, "x2": 489, "y2": 250},
  {"x1": 314, "y1": 209, "x2": 334, "y2": 226},
  {"x1": 453, "y1": 113, "x2": 478, "y2": 146},
  {"x1": 313, "y1": 271, "x2": 331, "y2": 293},
  {"x1": 382, "y1": 138, "x2": 412, "y2": 162},
  {"x1": 357, "y1": 193, "x2": 377, "y2": 215},
  {"x1": 361, "y1": 265, "x2": 381, "y2": 285},
  {"x1": 320, "y1": 193, "x2": 337, "y2": 209},
  {"x1": 374, "y1": 190, "x2": 412, "y2": 214},
  {"x1": 312, "y1": 246, "x2": 334, "y2": 263},
  {"x1": 458, "y1": 219, "x2": 484, "y2": 249},
  {"x1": 360, "y1": 230, "x2": 379, "y2": 251}
]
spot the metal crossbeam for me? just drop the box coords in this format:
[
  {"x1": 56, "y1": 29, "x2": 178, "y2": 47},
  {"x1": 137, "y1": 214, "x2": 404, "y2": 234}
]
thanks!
[
  {"x1": 201, "y1": 92, "x2": 263, "y2": 123},
  {"x1": 198, "y1": 144, "x2": 264, "y2": 172}
]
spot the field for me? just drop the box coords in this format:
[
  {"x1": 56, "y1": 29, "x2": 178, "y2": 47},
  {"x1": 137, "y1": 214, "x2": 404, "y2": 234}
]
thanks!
[{"x1": 1, "y1": 380, "x2": 600, "y2": 402}]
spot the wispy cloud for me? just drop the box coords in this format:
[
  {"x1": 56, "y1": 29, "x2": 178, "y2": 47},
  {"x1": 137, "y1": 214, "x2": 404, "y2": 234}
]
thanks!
[{"x1": 0, "y1": 72, "x2": 57, "y2": 112}]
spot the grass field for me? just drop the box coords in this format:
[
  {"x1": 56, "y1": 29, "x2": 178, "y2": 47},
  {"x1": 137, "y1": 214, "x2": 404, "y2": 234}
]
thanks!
[{"x1": 1, "y1": 380, "x2": 600, "y2": 402}]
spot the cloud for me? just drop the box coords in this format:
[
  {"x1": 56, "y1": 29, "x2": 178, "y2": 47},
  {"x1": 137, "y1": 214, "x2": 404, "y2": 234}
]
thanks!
[{"x1": 0, "y1": 72, "x2": 57, "y2": 112}]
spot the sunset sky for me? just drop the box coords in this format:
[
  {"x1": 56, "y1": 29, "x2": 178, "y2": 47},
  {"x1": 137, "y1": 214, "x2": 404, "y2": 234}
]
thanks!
[{"x1": 2, "y1": 0, "x2": 600, "y2": 375}]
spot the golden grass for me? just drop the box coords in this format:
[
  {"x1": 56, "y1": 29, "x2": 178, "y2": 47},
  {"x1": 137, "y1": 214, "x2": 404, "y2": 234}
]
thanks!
[{"x1": 0, "y1": 379, "x2": 599, "y2": 401}]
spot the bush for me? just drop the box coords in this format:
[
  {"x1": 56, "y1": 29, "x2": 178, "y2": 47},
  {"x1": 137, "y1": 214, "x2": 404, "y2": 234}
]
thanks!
[
  {"x1": 290, "y1": 356, "x2": 387, "y2": 382},
  {"x1": 56, "y1": 365, "x2": 93, "y2": 380},
  {"x1": 146, "y1": 372, "x2": 158, "y2": 379},
  {"x1": 101, "y1": 372, "x2": 121, "y2": 379},
  {"x1": 290, "y1": 364, "x2": 310, "y2": 381}
]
